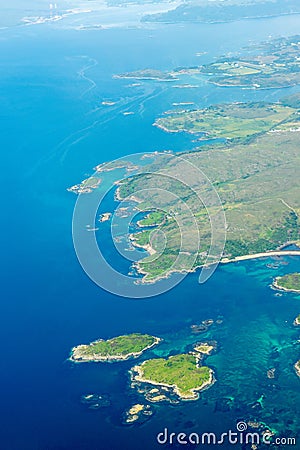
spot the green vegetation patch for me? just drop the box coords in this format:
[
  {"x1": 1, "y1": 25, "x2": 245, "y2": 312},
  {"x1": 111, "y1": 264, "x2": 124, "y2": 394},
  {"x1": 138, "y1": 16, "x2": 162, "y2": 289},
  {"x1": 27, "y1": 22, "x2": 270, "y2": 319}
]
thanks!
[
  {"x1": 138, "y1": 211, "x2": 166, "y2": 227},
  {"x1": 155, "y1": 102, "x2": 294, "y2": 142},
  {"x1": 138, "y1": 354, "x2": 212, "y2": 398},
  {"x1": 76, "y1": 333, "x2": 158, "y2": 358},
  {"x1": 275, "y1": 273, "x2": 300, "y2": 292}
]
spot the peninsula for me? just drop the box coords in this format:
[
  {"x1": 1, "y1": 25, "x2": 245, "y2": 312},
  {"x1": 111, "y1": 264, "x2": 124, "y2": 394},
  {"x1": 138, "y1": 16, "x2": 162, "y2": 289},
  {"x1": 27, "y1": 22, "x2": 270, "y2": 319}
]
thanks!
[
  {"x1": 114, "y1": 69, "x2": 177, "y2": 82},
  {"x1": 67, "y1": 176, "x2": 101, "y2": 195},
  {"x1": 70, "y1": 333, "x2": 161, "y2": 363},
  {"x1": 131, "y1": 353, "x2": 214, "y2": 400}
]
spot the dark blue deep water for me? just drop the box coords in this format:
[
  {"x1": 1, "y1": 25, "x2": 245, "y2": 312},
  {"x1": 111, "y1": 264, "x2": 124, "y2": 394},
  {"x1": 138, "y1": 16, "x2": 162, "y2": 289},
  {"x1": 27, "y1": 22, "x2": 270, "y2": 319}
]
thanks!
[{"x1": 1, "y1": 13, "x2": 300, "y2": 450}]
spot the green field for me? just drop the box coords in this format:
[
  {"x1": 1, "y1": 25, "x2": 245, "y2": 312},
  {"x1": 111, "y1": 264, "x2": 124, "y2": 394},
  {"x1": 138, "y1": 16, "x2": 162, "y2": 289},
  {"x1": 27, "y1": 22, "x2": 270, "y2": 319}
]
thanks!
[
  {"x1": 138, "y1": 211, "x2": 166, "y2": 227},
  {"x1": 137, "y1": 354, "x2": 212, "y2": 398},
  {"x1": 155, "y1": 102, "x2": 294, "y2": 141}
]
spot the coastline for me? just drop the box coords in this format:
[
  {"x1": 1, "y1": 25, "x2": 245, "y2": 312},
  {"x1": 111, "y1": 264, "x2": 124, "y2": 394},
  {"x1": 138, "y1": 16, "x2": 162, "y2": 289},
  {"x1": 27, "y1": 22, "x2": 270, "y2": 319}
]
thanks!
[
  {"x1": 129, "y1": 235, "x2": 157, "y2": 256},
  {"x1": 70, "y1": 336, "x2": 162, "y2": 363},
  {"x1": 114, "y1": 155, "x2": 300, "y2": 284},
  {"x1": 134, "y1": 248, "x2": 300, "y2": 284},
  {"x1": 211, "y1": 80, "x2": 297, "y2": 90},
  {"x1": 221, "y1": 250, "x2": 300, "y2": 264},
  {"x1": 143, "y1": 11, "x2": 300, "y2": 26},
  {"x1": 113, "y1": 74, "x2": 178, "y2": 82},
  {"x1": 154, "y1": 121, "x2": 207, "y2": 137}
]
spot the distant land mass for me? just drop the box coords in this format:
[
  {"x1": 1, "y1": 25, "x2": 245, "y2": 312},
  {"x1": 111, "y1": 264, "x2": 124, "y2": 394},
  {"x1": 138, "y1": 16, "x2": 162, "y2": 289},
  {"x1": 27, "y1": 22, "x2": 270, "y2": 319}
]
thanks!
[
  {"x1": 118, "y1": 111, "x2": 300, "y2": 282},
  {"x1": 72, "y1": 35, "x2": 300, "y2": 284},
  {"x1": 107, "y1": 0, "x2": 170, "y2": 5},
  {"x1": 200, "y1": 36, "x2": 300, "y2": 89},
  {"x1": 142, "y1": 0, "x2": 300, "y2": 23},
  {"x1": 116, "y1": 36, "x2": 300, "y2": 90}
]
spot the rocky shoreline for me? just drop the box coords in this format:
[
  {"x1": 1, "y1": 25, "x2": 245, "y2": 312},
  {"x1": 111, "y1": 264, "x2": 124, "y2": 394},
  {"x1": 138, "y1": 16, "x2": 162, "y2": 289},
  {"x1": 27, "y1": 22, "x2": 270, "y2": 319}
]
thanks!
[
  {"x1": 130, "y1": 360, "x2": 214, "y2": 401},
  {"x1": 272, "y1": 276, "x2": 300, "y2": 293}
]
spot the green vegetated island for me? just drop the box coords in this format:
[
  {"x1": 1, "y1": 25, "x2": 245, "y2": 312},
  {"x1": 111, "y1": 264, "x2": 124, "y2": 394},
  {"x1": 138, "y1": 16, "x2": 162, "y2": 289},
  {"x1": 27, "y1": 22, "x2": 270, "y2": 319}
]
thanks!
[
  {"x1": 70, "y1": 333, "x2": 161, "y2": 362},
  {"x1": 131, "y1": 352, "x2": 214, "y2": 400},
  {"x1": 70, "y1": 333, "x2": 214, "y2": 401},
  {"x1": 273, "y1": 273, "x2": 300, "y2": 293}
]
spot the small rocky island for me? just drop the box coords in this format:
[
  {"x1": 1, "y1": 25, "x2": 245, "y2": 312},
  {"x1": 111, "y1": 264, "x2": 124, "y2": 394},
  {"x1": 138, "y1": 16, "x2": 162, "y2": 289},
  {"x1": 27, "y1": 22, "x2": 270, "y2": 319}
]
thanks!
[
  {"x1": 98, "y1": 212, "x2": 112, "y2": 223},
  {"x1": 131, "y1": 353, "x2": 214, "y2": 401},
  {"x1": 70, "y1": 333, "x2": 161, "y2": 363},
  {"x1": 194, "y1": 342, "x2": 216, "y2": 355},
  {"x1": 81, "y1": 393, "x2": 111, "y2": 409},
  {"x1": 294, "y1": 314, "x2": 300, "y2": 326},
  {"x1": 191, "y1": 319, "x2": 214, "y2": 334},
  {"x1": 123, "y1": 403, "x2": 154, "y2": 425},
  {"x1": 273, "y1": 273, "x2": 300, "y2": 293}
]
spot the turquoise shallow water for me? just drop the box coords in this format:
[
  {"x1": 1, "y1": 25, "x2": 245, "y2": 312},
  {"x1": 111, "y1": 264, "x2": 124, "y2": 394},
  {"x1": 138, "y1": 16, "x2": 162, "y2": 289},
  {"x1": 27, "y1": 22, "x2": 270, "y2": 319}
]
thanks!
[{"x1": 1, "y1": 13, "x2": 300, "y2": 450}]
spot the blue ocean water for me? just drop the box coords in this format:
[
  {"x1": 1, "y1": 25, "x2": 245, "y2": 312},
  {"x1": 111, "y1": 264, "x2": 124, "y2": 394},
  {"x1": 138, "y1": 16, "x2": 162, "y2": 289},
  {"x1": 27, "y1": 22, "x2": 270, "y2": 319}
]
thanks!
[{"x1": 1, "y1": 13, "x2": 300, "y2": 449}]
